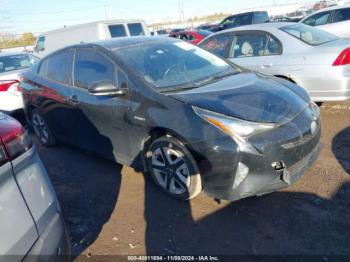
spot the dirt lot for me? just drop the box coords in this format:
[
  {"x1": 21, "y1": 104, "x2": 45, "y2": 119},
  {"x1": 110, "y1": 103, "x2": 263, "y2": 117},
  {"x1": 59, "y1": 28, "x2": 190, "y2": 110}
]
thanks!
[{"x1": 33, "y1": 101, "x2": 350, "y2": 258}]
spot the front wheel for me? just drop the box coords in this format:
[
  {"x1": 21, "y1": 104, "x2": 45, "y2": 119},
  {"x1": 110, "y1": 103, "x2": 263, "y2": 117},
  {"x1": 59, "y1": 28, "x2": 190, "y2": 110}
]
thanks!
[
  {"x1": 145, "y1": 136, "x2": 202, "y2": 200},
  {"x1": 31, "y1": 109, "x2": 56, "y2": 146}
]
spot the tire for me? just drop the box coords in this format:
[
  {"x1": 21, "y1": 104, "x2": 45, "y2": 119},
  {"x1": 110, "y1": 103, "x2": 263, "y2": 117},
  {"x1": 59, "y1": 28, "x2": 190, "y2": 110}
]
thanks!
[
  {"x1": 30, "y1": 109, "x2": 56, "y2": 146},
  {"x1": 145, "y1": 136, "x2": 202, "y2": 200}
]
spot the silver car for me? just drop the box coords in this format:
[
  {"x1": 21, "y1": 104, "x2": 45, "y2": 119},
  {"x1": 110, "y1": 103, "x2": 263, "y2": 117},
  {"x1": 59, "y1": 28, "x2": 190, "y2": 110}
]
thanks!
[
  {"x1": 300, "y1": 4, "x2": 350, "y2": 39},
  {"x1": 199, "y1": 22, "x2": 350, "y2": 102},
  {"x1": 0, "y1": 113, "x2": 70, "y2": 259}
]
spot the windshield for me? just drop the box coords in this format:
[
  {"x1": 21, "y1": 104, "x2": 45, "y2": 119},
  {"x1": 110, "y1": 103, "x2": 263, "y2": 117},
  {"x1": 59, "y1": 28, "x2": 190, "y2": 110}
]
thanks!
[
  {"x1": 114, "y1": 40, "x2": 238, "y2": 90},
  {"x1": 0, "y1": 54, "x2": 38, "y2": 73},
  {"x1": 280, "y1": 24, "x2": 338, "y2": 46}
]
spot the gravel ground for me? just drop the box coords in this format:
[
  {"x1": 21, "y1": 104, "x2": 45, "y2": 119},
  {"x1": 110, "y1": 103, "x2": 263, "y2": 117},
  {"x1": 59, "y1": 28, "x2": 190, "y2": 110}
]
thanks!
[{"x1": 32, "y1": 101, "x2": 350, "y2": 258}]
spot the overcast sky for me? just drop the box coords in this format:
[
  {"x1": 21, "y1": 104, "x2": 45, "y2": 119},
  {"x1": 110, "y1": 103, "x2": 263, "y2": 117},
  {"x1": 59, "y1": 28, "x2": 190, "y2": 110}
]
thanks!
[{"x1": 0, "y1": 0, "x2": 315, "y2": 34}]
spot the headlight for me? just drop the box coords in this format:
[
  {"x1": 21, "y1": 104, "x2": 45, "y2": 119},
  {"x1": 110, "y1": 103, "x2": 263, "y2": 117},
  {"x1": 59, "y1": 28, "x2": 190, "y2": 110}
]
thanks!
[{"x1": 193, "y1": 106, "x2": 277, "y2": 154}]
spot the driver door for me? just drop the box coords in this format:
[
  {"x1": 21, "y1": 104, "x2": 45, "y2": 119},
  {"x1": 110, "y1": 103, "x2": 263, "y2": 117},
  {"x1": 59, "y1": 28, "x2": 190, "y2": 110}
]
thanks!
[{"x1": 71, "y1": 48, "x2": 131, "y2": 162}]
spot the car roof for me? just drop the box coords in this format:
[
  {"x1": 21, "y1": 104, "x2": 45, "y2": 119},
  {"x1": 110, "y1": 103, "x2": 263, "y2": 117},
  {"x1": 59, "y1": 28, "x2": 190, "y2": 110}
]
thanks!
[
  {"x1": 310, "y1": 3, "x2": 350, "y2": 14},
  {"x1": 215, "y1": 22, "x2": 295, "y2": 33},
  {"x1": 87, "y1": 36, "x2": 177, "y2": 50},
  {"x1": 0, "y1": 52, "x2": 29, "y2": 57}
]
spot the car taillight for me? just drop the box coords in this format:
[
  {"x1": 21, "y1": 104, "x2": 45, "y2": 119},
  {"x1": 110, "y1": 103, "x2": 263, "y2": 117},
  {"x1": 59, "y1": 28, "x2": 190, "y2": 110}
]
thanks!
[
  {"x1": 1, "y1": 127, "x2": 32, "y2": 162},
  {"x1": 333, "y1": 48, "x2": 350, "y2": 66},
  {"x1": 0, "y1": 80, "x2": 19, "y2": 91}
]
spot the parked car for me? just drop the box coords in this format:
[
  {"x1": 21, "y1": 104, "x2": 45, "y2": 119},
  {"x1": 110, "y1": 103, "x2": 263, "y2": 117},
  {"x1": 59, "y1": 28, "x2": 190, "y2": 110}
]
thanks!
[
  {"x1": 151, "y1": 29, "x2": 170, "y2": 36},
  {"x1": 0, "y1": 112, "x2": 70, "y2": 258},
  {"x1": 300, "y1": 4, "x2": 350, "y2": 38},
  {"x1": 199, "y1": 22, "x2": 350, "y2": 102},
  {"x1": 0, "y1": 52, "x2": 39, "y2": 115},
  {"x1": 34, "y1": 19, "x2": 150, "y2": 57},
  {"x1": 196, "y1": 24, "x2": 218, "y2": 32},
  {"x1": 212, "y1": 11, "x2": 269, "y2": 32},
  {"x1": 169, "y1": 28, "x2": 185, "y2": 34},
  {"x1": 21, "y1": 37, "x2": 321, "y2": 201},
  {"x1": 169, "y1": 30, "x2": 212, "y2": 45}
]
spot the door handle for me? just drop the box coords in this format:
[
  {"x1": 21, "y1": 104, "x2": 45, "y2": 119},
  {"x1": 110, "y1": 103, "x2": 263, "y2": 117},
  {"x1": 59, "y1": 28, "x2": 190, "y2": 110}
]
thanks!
[{"x1": 66, "y1": 95, "x2": 79, "y2": 105}]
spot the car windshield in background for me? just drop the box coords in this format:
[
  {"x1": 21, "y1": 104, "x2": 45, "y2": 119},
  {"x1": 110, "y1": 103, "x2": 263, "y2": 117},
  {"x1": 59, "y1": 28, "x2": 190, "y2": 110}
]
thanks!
[
  {"x1": 0, "y1": 54, "x2": 37, "y2": 73},
  {"x1": 280, "y1": 24, "x2": 338, "y2": 46},
  {"x1": 114, "y1": 41, "x2": 238, "y2": 91}
]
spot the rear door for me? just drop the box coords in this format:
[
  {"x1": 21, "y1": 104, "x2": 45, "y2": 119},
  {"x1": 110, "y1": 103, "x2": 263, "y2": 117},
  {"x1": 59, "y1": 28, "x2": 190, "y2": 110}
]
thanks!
[
  {"x1": 71, "y1": 48, "x2": 131, "y2": 162},
  {"x1": 34, "y1": 49, "x2": 76, "y2": 143},
  {"x1": 0, "y1": 139, "x2": 38, "y2": 256}
]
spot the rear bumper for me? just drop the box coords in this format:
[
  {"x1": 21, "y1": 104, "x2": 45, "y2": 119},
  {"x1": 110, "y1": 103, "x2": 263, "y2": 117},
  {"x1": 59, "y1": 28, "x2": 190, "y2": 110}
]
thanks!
[
  {"x1": 25, "y1": 212, "x2": 71, "y2": 261},
  {"x1": 0, "y1": 92, "x2": 24, "y2": 112}
]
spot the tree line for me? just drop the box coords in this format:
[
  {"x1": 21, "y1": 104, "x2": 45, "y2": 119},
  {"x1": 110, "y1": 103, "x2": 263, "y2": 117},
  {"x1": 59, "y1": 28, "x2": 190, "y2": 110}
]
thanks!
[{"x1": 0, "y1": 33, "x2": 36, "y2": 49}]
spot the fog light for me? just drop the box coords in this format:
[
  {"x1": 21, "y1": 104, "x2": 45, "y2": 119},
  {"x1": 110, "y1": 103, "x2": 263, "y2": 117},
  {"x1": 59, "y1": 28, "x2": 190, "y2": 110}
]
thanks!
[{"x1": 233, "y1": 162, "x2": 249, "y2": 189}]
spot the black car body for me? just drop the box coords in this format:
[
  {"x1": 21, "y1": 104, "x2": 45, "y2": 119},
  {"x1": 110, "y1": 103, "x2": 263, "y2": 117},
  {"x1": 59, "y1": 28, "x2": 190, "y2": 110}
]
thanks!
[
  {"x1": 20, "y1": 37, "x2": 321, "y2": 201},
  {"x1": 213, "y1": 11, "x2": 270, "y2": 32}
]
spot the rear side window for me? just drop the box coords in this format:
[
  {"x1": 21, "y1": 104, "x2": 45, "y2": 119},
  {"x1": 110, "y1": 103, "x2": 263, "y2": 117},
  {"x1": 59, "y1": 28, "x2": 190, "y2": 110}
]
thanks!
[
  {"x1": 127, "y1": 23, "x2": 145, "y2": 36},
  {"x1": 200, "y1": 33, "x2": 231, "y2": 57},
  {"x1": 332, "y1": 8, "x2": 350, "y2": 23},
  {"x1": 302, "y1": 11, "x2": 331, "y2": 26},
  {"x1": 109, "y1": 25, "x2": 127, "y2": 37},
  {"x1": 74, "y1": 49, "x2": 115, "y2": 89},
  {"x1": 253, "y1": 12, "x2": 269, "y2": 23},
  {"x1": 46, "y1": 50, "x2": 74, "y2": 85}
]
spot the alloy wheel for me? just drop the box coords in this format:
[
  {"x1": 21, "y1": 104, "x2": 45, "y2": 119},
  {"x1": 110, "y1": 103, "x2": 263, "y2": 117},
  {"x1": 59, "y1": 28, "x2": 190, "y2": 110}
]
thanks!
[
  {"x1": 32, "y1": 111, "x2": 50, "y2": 145},
  {"x1": 151, "y1": 146, "x2": 191, "y2": 195}
]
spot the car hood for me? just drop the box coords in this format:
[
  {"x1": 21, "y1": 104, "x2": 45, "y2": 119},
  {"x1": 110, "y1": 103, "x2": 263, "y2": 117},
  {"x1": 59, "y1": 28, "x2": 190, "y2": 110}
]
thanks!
[{"x1": 170, "y1": 72, "x2": 310, "y2": 124}]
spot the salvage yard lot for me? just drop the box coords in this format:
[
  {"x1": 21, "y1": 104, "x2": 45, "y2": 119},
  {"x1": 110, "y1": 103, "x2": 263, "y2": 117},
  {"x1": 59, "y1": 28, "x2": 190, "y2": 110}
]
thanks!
[{"x1": 33, "y1": 101, "x2": 350, "y2": 257}]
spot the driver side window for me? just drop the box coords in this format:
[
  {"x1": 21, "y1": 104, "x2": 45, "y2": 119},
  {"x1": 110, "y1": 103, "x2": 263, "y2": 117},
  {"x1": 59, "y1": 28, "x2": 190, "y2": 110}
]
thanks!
[
  {"x1": 74, "y1": 49, "x2": 116, "y2": 89},
  {"x1": 303, "y1": 11, "x2": 331, "y2": 26}
]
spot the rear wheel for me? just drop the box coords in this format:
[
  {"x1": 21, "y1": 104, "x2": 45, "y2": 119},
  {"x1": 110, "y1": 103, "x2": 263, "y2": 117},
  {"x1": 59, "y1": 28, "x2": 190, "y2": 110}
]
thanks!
[
  {"x1": 145, "y1": 136, "x2": 202, "y2": 200},
  {"x1": 31, "y1": 109, "x2": 56, "y2": 146}
]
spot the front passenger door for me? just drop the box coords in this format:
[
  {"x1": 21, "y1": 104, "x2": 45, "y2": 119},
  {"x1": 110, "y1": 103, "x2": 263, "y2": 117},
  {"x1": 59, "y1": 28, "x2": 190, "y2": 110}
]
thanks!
[{"x1": 72, "y1": 48, "x2": 131, "y2": 162}]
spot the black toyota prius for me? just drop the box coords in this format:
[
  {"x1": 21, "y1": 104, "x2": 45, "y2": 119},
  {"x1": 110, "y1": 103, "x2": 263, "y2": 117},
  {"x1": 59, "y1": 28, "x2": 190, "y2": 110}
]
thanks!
[{"x1": 20, "y1": 37, "x2": 321, "y2": 201}]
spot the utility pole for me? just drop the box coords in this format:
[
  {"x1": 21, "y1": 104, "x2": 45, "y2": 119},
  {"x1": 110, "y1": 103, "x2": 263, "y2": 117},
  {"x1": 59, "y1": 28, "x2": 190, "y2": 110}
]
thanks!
[
  {"x1": 178, "y1": 0, "x2": 185, "y2": 22},
  {"x1": 104, "y1": 4, "x2": 110, "y2": 20}
]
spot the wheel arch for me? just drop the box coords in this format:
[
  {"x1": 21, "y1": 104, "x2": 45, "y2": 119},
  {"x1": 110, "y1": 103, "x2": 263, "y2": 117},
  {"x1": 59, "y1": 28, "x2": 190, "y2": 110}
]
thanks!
[
  {"x1": 141, "y1": 127, "x2": 204, "y2": 172},
  {"x1": 274, "y1": 75, "x2": 297, "y2": 84}
]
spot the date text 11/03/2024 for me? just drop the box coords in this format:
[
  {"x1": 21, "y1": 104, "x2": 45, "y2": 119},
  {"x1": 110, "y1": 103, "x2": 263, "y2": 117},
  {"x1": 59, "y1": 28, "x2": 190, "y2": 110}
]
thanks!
[{"x1": 127, "y1": 256, "x2": 220, "y2": 261}]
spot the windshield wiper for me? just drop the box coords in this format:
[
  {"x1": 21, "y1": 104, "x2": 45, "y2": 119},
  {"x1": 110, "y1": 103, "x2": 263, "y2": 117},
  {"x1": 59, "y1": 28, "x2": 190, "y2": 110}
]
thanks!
[
  {"x1": 161, "y1": 85, "x2": 200, "y2": 93},
  {"x1": 161, "y1": 71, "x2": 238, "y2": 94}
]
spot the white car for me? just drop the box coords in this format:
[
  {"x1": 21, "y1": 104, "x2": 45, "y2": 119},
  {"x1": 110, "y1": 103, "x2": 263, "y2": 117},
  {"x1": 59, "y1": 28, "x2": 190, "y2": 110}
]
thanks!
[
  {"x1": 0, "y1": 52, "x2": 39, "y2": 115},
  {"x1": 199, "y1": 22, "x2": 350, "y2": 102},
  {"x1": 300, "y1": 4, "x2": 350, "y2": 38}
]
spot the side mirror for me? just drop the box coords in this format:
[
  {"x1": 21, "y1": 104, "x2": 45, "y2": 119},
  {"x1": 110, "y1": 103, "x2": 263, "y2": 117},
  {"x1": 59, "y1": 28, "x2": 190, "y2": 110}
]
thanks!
[{"x1": 88, "y1": 81, "x2": 127, "y2": 96}]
